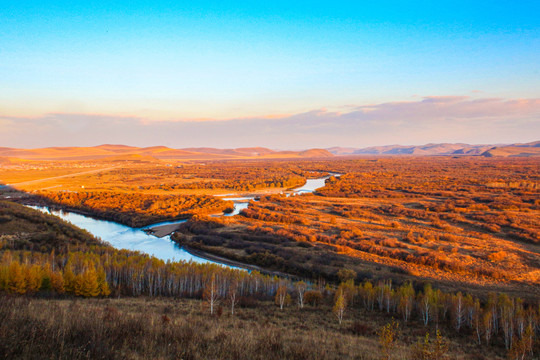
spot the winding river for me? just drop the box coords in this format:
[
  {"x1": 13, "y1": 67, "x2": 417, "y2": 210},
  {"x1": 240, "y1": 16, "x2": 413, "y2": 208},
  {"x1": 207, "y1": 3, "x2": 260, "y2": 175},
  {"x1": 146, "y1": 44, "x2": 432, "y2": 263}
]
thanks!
[{"x1": 31, "y1": 174, "x2": 338, "y2": 267}]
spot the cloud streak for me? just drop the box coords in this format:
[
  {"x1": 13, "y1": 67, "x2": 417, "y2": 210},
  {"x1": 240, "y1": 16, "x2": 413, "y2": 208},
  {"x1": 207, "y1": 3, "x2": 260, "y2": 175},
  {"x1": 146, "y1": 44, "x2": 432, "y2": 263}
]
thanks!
[{"x1": 2, "y1": 97, "x2": 539, "y2": 149}]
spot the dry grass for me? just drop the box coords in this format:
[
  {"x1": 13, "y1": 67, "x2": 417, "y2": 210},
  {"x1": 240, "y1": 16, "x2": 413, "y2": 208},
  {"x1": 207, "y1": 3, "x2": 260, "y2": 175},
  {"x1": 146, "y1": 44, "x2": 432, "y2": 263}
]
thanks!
[{"x1": 0, "y1": 295, "x2": 504, "y2": 360}]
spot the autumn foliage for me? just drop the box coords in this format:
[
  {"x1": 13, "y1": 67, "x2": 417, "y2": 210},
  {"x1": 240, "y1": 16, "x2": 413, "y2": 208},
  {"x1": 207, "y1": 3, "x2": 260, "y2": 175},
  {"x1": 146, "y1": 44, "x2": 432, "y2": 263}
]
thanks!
[{"x1": 34, "y1": 191, "x2": 233, "y2": 227}]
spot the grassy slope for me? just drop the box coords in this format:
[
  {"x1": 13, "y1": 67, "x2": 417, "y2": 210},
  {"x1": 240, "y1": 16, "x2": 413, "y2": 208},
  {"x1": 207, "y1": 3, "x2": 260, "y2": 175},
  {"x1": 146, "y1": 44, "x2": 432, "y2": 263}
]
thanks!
[
  {"x1": 0, "y1": 296, "x2": 504, "y2": 360},
  {"x1": 0, "y1": 200, "x2": 102, "y2": 252}
]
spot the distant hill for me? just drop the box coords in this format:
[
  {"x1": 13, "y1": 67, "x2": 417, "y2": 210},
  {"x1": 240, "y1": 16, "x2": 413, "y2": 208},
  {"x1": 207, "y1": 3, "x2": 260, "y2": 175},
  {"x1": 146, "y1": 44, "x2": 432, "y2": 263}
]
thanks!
[
  {"x1": 0, "y1": 146, "x2": 117, "y2": 160},
  {"x1": 296, "y1": 149, "x2": 334, "y2": 157},
  {"x1": 515, "y1": 140, "x2": 540, "y2": 148},
  {"x1": 3, "y1": 142, "x2": 538, "y2": 160},
  {"x1": 325, "y1": 147, "x2": 359, "y2": 155},
  {"x1": 326, "y1": 141, "x2": 540, "y2": 156},
  {"x1": 181, "y1": 147, "x2": 276, "y2": 157},
  {"x1": 481, "y1": 141, "x2": 540, "y2": 157},
  {"x1": 0, "y1": 145, "x2": 334, "y2": 161},
  {"x1": 92, "y1": 144, "x2": 140, "y2": 153}
]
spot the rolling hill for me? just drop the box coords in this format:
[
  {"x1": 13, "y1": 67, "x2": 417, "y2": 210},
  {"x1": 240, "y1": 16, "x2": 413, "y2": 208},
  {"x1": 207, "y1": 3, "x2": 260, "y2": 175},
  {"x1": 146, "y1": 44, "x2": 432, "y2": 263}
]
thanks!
[
  {"x1": 3, "y1": 141, "x2": 538, "y2": 161},
  {"x1": 327, "y1": 141, "x2": 540, "y2": 156},
  {"x1": 481, "y1": 141, "x2": 540, "y2": 157},
  {"x1": 0, "y1": 145, "x2": 334, "y2": 161}
]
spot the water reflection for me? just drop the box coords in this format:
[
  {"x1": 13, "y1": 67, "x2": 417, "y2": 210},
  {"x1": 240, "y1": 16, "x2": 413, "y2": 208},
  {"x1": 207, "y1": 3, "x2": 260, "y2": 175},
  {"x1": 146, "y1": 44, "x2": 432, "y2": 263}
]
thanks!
[{"x1": 30, "y1": 206, "x2": 209, "y2": 264}]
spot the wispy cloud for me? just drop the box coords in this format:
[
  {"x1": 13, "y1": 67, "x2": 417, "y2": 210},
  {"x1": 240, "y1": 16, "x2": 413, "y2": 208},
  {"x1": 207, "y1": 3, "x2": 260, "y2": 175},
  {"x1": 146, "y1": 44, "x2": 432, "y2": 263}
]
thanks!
[{"x1": 2, "y1": 97, "x2": 539, "y2": 149}]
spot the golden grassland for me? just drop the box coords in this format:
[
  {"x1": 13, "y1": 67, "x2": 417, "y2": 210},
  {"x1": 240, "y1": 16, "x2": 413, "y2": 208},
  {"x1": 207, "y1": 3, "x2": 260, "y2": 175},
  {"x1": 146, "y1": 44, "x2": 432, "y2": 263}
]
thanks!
[{"x1": 0, "y1": 160, "x2": 314, "y2": 195}]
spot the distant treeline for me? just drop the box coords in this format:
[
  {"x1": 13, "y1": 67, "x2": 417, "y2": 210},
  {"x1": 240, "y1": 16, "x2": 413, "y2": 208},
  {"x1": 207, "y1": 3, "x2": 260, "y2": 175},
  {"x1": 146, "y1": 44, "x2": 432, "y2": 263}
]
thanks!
[
  {"x1": 144, "y1": 175, "x2": 305, "y2": 192},
  {"x1": 105, "y1": 161, "x2": 326, "y2": 192}
]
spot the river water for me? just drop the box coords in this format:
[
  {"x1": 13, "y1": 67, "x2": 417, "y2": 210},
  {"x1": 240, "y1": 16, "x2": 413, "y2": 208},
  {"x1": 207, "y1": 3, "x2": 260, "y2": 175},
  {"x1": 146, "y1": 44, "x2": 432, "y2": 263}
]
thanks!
[{"x1": 31, "y1": 175, "x2": 337, "y2": 266}]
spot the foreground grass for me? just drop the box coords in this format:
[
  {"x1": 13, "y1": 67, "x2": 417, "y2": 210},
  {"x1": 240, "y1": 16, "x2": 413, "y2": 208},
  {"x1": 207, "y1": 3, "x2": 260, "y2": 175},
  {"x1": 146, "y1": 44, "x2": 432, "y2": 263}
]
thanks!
[{"x1": 0, "y1": 296, "x2": 507, "y2": 360}]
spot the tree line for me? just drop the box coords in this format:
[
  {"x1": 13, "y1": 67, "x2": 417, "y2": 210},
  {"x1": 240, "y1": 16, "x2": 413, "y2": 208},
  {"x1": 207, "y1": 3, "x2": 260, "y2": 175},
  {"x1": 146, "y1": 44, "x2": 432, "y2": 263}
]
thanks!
[
  {"x1": 0, "y1": 248, "x2": 283, "y2": 302},
  {"x1": 327, "y1": 276, "x2": 538, "y2": 357}
]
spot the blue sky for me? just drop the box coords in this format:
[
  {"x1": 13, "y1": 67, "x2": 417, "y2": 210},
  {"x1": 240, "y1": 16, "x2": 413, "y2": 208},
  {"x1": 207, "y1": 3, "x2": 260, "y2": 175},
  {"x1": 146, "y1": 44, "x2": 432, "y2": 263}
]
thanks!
[{"x1": 1, "y1": 1, "x2": 539, "y2": 147}]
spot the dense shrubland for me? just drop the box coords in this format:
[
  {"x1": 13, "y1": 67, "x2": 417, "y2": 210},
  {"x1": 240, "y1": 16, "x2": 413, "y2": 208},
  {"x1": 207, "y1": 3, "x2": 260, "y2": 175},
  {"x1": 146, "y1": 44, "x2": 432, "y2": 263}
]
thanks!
[
  {"x1": 316, "y1": 158, "x2": 539, "y2": 245},
  {"x1": 13, "y1": 160, "x2": 333, "y2": 226},
  {"x1": 31, "y1": 191, "x2": 233, "y2": 227},
  {"x1": 171, "y1": 157, "x2": 539, "y2": 298},
  {"x1": 172, "y1": 196, "x2": 539, "y2": 295},
  {"x1": 79, "y1": 161, "x2": 326, "y2": 192}
]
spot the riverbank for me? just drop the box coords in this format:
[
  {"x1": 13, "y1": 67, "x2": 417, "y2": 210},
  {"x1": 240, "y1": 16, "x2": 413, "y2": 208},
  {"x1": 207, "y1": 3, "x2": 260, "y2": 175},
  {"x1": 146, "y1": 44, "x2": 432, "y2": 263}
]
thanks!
[
  {"x1": 181, "y1": 245, "x2": 295, "y2": 278},
  {"x1": 144, "y1": 222, "x2": 185, "y2": 237}
]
